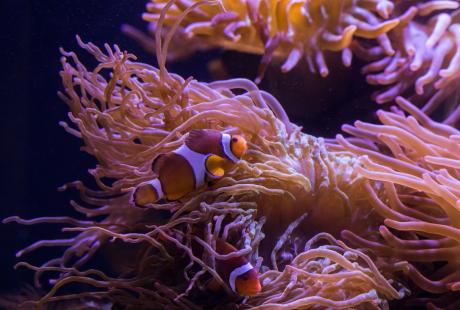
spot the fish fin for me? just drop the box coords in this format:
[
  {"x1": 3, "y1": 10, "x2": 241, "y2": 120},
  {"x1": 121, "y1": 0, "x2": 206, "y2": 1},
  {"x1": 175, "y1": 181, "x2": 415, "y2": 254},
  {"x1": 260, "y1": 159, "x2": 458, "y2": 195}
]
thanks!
[
  {"x1": 205, "y1": 154, "x2": 226, "y2": 178},
  {"x1": 206, "y1": 278, "x2": 222, "y2": 292},
  {"x1": 152, "y1": 154, "x2": 166, "y2": 175},
  {"x1": 186, "y1": 129, "x2": 225, "y2": 155},
  {"x1": 186, "y1": 129, "x2": 209, "y2": 146}
]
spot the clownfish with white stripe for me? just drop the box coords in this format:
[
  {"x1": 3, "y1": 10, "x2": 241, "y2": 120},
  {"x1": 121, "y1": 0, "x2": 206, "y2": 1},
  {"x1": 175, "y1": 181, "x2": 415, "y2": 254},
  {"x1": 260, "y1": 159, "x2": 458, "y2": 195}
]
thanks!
[
  {"x1": 133, "y1": 129, "x2": 247, "y2": 206},
  {"x1": 209, "y1": 238, "x2": 261, "y2": 296},
  {"x1": 158, "y1": 229, "x2": 261, "y2": 296}
]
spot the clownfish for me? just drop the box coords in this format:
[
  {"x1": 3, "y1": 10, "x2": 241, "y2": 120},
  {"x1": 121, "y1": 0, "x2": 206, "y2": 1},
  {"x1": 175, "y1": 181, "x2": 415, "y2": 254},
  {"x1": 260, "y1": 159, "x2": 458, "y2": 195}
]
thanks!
[
  {"x1": 159, "y1": 229, "x2": 261, "y2": 296},
  {"x1": 133, "y1": 129, "x2": 247, "y2": 206},
  {"x1": 209, "y1": 238, "x2": 262, "y2": 296}
]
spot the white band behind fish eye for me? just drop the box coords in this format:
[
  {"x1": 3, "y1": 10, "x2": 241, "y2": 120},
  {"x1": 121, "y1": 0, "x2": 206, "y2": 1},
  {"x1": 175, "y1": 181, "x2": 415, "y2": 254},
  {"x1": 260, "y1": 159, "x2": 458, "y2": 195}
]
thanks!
[
  {"x1": 222, "y1": 133, "x2": 239, "y2": 163},
  {"x1": 173, "y1": 144, "x2": 207, "y2": 188},
  {"x1": 228, "y1": 262, "x2": 253, "y2": 293},
  {"x1": 149, "y1": 178, "x2": 164, "y2": 200}
]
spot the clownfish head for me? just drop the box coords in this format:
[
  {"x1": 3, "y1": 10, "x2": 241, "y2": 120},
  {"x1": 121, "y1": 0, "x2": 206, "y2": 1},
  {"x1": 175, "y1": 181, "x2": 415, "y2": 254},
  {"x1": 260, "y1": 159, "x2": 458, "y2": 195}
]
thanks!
[
  {"x1": 221, "y1": 133, "x2": 248, "y2": 163},
  {"x1": 230, "y1": 135, "x2": 247, "y2": 160},
  {"x1": 234, "y1": 268, "x2": 261, "y2": 296}
]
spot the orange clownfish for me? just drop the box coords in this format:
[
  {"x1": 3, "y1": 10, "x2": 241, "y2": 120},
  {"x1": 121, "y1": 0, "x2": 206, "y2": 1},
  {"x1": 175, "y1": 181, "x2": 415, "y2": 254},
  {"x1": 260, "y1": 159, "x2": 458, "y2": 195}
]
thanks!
[
  {"x1": 158, "y1": 230, "x2": 261, "y2": 296},
  {"x1": 133, "y1": 129, "x2": 247, "y2": 206},
  {"x1": 210, "y1": 239, "x2": 261, "y2": 296}
]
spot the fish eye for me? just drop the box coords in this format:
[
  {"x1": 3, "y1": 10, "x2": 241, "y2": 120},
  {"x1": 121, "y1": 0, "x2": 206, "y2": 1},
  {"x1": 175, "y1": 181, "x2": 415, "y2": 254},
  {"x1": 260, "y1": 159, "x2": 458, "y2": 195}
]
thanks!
[
  {"x1": 231, "y1": 137, "x2": 238, "y2": 143},
  {"x1": 240, "y1": 274, "x2": 249, "y2": 281}
]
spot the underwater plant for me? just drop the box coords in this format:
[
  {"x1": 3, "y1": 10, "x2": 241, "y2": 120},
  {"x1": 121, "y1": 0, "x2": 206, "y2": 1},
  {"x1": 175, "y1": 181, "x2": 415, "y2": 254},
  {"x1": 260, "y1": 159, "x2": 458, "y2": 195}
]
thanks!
[
  {"x1": 363, "y1": 4, "x2": 460, "y2": 127},
  {"x1": 133, "y1": 0, "x2": 401, "y2": 81},
  {"x1": 336, "y1": 96, "x2": 460, "y2": 304},
  {"x1": 128, "y1": 0, "x2": 460, "y2": 124},
  {"x1": 247, "y1": 233, "x2": 400, "y2": 309},
  {"x1": 338, "y1": 98, "x2": 460, "y2": 293}
]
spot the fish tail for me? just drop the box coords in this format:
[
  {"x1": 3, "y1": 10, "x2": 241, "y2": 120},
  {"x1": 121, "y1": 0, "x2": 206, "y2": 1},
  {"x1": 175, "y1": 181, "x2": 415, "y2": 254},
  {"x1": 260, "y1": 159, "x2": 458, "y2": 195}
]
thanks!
[{"x1": 133, "y1": 178, "x2": 164, "y2": 207}]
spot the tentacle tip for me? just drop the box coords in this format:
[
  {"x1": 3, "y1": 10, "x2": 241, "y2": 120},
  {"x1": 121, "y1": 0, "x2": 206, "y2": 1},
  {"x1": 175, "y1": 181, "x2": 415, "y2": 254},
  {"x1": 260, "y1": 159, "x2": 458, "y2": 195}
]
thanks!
[
  {"x1": 386, "y1": 48, "x2": 396, "y2": 57},
  {"x1": 394, "y1": 96, "x2": 407, "y2": 105},
  {"x1": 383, "y1": 218, "x2": 395, "y2": 226},
  {"x1": 366, "y1": 76, "x2": 378, "y2": 85},
  {"x1": 13, "y1": 263, "x2": 21, "y2": 270},
  {"x1": 439, "y1": 70, "x2": 451, "y2": 78},
  {"x1": 410, "y1": 63, "x2": 421, "y2": 71},
  {"x1": 377, "y1": 2, "x2": 394, "y2": 19},
  {"x1": 75, "y1": 34, "x2": 85, "y2": 46},
  {"x1": 375, "y1": 96, "x2": 388, "y2": 104},
  {"x1": 2, "y1": 217, "x2": 14, "y2": 224},
  {"x1": 415, "y1": 86, "x2": 424, "y2": 96},
  {"x1": 340, "y1": 229, "x2": 353, "y2": 240}
]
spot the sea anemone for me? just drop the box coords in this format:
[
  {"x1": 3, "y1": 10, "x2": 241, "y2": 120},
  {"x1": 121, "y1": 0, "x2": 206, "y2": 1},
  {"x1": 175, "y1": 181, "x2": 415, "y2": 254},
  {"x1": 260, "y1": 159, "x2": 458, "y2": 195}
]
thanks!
[
  {"x1": 337, "y1": 96, "x2": 460, "y2": 305},
  {"x1": 362, "y1": 4, "x2": 460, "y2": 127},
  {"x1": 248, "y1": 233, "x2": 400, "y2": 309},
  {"x1": 134, "y1": 0, "x2": 401, "y2": 81},
  {"x1": 131, "y1": 0, "x2": 460, "y2": 123}
]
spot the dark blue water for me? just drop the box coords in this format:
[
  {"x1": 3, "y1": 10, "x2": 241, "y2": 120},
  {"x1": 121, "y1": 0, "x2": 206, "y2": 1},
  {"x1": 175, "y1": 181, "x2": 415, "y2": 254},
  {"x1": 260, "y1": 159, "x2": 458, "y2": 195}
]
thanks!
[{"x1": 1, "y1": 0, "x2": 151, "y2": 292}]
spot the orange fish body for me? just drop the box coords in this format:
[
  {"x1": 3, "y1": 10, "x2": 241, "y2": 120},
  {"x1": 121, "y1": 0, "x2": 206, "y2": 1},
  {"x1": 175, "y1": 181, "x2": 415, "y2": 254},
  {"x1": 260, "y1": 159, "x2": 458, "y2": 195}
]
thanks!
[
  {"x1": 133, "y1": 129, "x2": 247, "y2": 206},
  {"x1": 212, "y1": 239, "x2": 261, "y2": 296},
  {"x1": 159, "y1": 232, "x2": 261, "y2": 296},
  {"x1": 154, "y1": 152, "x2": 196, "y2": 201}
]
